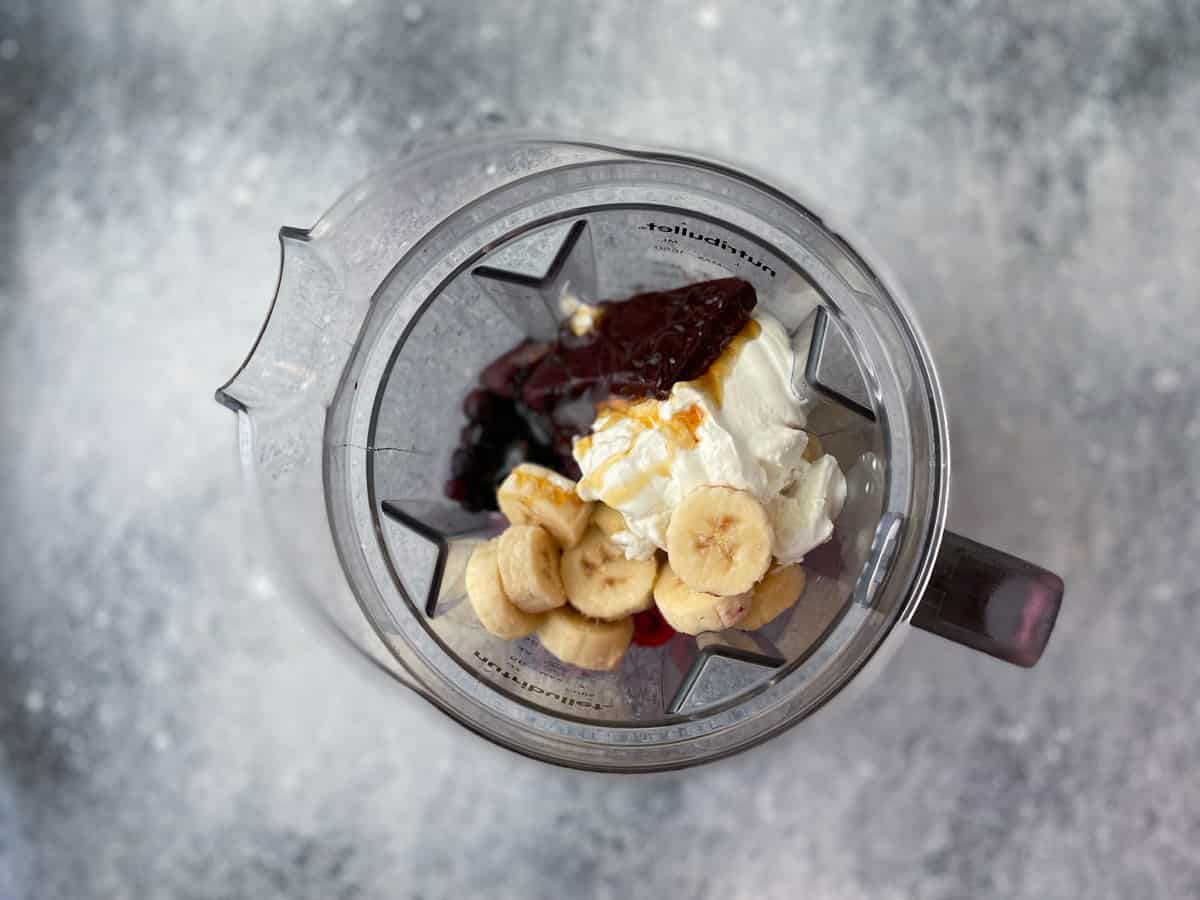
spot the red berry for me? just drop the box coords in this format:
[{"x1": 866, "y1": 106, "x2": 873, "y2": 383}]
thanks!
[{"x1": 632, "y1": 607, "x2": 675, "y2": 647}]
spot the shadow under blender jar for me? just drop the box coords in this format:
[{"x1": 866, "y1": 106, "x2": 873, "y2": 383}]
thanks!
[{"x1": 216, "y1": 136, "x2": 1064, "y2": 772}]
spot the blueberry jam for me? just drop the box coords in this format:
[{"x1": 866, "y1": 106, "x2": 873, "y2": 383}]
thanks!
[{"x1": 444, "y1": 277, "x2": 757, "y2": 511}]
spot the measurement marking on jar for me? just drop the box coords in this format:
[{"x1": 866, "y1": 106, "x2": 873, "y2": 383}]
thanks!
[{"x1": 639, "y1": 222, "x2": 777, "y2": 277}]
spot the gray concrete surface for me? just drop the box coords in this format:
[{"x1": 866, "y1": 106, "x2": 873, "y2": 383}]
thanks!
[{"x1": 2, "y1": 1, "x2": 1199, "y2": 897}]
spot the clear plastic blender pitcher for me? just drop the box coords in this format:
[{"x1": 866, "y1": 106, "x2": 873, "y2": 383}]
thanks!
[{"x1": 216, "y1": 135, "x2": 1063, "y2": 771}]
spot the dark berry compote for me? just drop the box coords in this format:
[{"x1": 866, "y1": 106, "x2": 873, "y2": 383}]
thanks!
[{"x1": 444, "y1": 278, "x2": 757, "y2": 511}]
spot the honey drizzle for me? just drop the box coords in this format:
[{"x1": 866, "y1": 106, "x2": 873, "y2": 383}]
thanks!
[
  {"x1": 574, "y1": 318, "x2": 762, "y2": 505},
  {"x1": 511, "y1": 469, "x2": 581, "y2": 508},
  {"x1": 601, "y1": 450, "x2": 676, "y2": 507},
  {"x1": 576, "y1": 398, "x2": 707, "y2": 503},
  {"x1": 579, "y1": 443, "x2": 630, "y2": 496},
  {"x1": 680, "y1": 317, "x2": 760, "y2": 407}
]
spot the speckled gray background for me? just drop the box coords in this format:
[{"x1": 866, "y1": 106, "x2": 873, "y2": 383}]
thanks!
[{"x1": 2, "y1": 1, "x2": 1198, "y2": 898}]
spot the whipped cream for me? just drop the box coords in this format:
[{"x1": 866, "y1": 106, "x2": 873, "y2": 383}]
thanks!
[{"x1": 572, "y1": 312, "x2": 846, "y2": 564}]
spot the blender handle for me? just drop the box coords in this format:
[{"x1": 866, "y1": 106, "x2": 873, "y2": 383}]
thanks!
[{"x1": 910, "y1": 531, "x2": 1064, "y2": 667}]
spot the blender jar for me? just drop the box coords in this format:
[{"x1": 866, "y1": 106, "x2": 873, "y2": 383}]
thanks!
[{"x1": 216, "y1": 135, "x2": 1063, "y2": 771}]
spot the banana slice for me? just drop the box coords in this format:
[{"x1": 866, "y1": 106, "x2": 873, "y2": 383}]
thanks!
[
  {"x1": 537, "y1": 607, "x2": 634, "y2": 670},
  {"x1": 496, "y1": 525, "x2": 567, "y2": 613},
  {"x1": 591, "y1": 503, "x2": 628, "y2": 537},
  {"x1": 561, "y1": 527, "x2": 657, "y2": 621},
  {"x1": 665, "y1": 485, "x2": 773, "y2": 596},
  {"x1": 737, "y1": 564, "x2": 807, "y2": 631},
  {"x1": 496, "y1": 463, "x2": 593, "y2": 548},
  {"x1": 465, "y1": 540, "x2": 544, "y2": 639},
  {"x1": 652, "y1": 563, "x2": 751, "y2": 635}
]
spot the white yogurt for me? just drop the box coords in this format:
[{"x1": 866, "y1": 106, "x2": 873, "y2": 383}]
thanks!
[{"x1": 572, "y1": 311, "x2": 846, "y2": 564}]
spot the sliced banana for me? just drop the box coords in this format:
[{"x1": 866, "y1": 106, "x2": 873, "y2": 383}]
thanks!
[
  {"x1": 537, "y1": 607, "x2": 634, "y2": 670},
  {"x1": 496, "y1": 524, "x2": 567, "y2": 613},
  {"x1": 652, "y1": 563, "x2": 751, "y2": 635},
  {"x1": 496, "y1": 463, "x2": 593, "y2": 548},
  {"x1": 591, "y1": 503, "x2": 628, "y2": 537},
  {"x1": 561, "y1": 527, "x2": 657, "y2": 621},
  {"x1": 665, "y1": 485, "x2": 773, "y2": 596},
  {"x1": 465, "y1": 540, "x2": 544, "y2": 639},
  {"x1": 737, "y1": 564, "x2": 807, "y2": 631}
]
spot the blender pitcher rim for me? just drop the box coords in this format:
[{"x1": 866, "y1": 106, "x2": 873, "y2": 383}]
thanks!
[{"x1": 216, "y1": 133, "x2": 954, "y2": 769}]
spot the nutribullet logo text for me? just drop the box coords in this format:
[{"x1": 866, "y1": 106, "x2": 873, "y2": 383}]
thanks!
[
  {"x1": 473, "y1": 650, "x2": 609, "y2": 711},
  {"x1": 640, "y1": 221, "x2": 777, "y2": 278}
]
